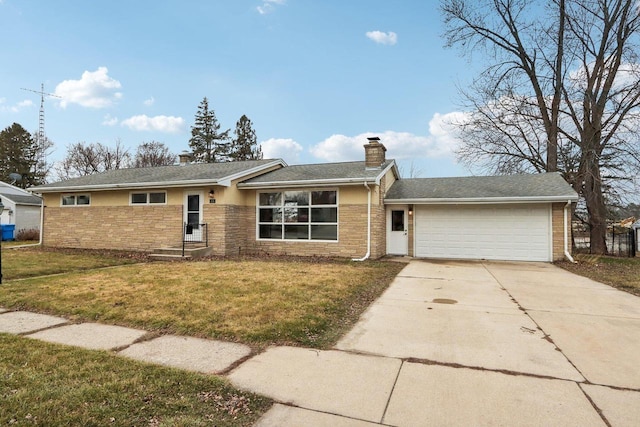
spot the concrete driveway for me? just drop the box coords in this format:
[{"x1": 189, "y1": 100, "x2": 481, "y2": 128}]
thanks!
[{"x1": 231, "y1": 260, "x2": 640, "y2": 426}]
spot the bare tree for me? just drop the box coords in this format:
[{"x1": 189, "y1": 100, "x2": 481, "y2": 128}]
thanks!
[
  {"x1": 56, "y1": 139, "x2": 131, "y2": 180},
  {"x1": 134, "y1": 141, "x2": 176, "y2": 168},
  {"x1": 442, "y1": 0, "x2": 640, "y2": 254}
]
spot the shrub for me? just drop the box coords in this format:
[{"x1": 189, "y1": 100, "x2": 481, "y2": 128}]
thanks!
[{"x1": 15, "y1": 228, "x2": 40, "y2": 241}]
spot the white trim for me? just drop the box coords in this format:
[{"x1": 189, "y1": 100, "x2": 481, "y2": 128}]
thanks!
[
  {"x1": 564, "y1": 200, "x2": 576, "y2": 263},
  {"x1": 385, "y1": 195, "x2": 579, "y2": 205}
]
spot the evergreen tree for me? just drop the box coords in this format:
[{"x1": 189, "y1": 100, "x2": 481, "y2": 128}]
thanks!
[
  {"x1": 229, "y1": 115, "x2": 262, "y2": 161},
  {"x1": 188, "y1": 97, "x2": 230, "y2": 163},
  {"x1": 0, "y1": 123, "x2": 46, "y2": 187}
]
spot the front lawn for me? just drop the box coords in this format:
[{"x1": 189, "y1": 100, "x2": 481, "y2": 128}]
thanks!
[
  {"x1": 0, "y1": 258, "x2": 403, "y2": 348},
  {"x1": 1, "y1": 246, "x2": 143, "y2": 280},
  {"x1": 0, "y1": 334, "x2": 271, "y2": 426},
  {"x1": 557, "y1": 254, "x2": 640, "y2": 296}
]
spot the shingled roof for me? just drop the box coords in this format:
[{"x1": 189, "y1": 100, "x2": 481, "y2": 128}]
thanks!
[
  {"x1": 0, "y1": 193, "x2": 42, "y2": 206},
  {"x1": 385, "y1": 172, "x2": 578, "y2": 203},
  {"x1": 31, "y1": 159, "x2": 285, "y2": 192},
  {"x1": 238, "y1": 160, "x2": 397, "y2": 188}
]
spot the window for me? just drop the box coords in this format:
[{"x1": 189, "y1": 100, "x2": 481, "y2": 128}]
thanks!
[
  {"x1": 61, "y1": 194, "x2": 90, "y2": 206},
  {"x1": 130, "y1": 191, "x2": 166, "y2": 205},
  {"x1": 258, "y1": 190, "x2": 338, "y2": 241}
]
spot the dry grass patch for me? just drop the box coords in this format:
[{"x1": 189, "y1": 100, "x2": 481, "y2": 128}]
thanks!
[
  {"x1": 1, "y1": 246, "x2": 143, "y2": 280},
  {"x1": 557, "y1": 254, "x2": 640, "y2": 296},
  {"x1": 0, "y1": 334, "x2": 271, "y2": 426},
  {"x1": 0, "y1": 259, "x2": 403, "y2": 347}
]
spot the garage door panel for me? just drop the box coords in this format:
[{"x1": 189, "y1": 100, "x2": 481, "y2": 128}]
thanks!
[{"x1": 415, "y1": 204, "x2": 551, "y2": 262}]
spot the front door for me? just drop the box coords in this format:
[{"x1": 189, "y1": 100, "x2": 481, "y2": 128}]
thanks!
[
  {"x1": 184, "y1": 191, "x2": 203, "y2": 241},
  {"x1": 387, "y1": 206, "x2": 408, "y2": 255}
]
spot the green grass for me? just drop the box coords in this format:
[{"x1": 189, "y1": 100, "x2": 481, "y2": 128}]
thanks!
[
  {"x1": 557, "y1": 254, "x2": 640, "y2": 296},
  {"x1": 0, "y1": 258, "x2": 403, "y2": 348},
  {"x1": 0, "y1": 334, "x2": 271, "y2": 426},
  {"x1": 0, "y1": 246, "x2": 143, "y2": 280}
]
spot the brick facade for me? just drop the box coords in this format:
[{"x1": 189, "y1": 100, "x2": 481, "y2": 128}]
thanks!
[
  {"x1": 43, "y1": 205, "x2": 182, "y2": 251},
  {"x1": 551, "y1": 202, "x2": 569, "y2": 261}
]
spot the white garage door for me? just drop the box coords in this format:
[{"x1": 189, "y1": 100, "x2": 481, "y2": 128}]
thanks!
[{"x1": 415, "y1": 204, "x2": 551, "y2": 262}]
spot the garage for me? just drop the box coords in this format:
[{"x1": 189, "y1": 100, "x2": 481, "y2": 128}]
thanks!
[
  {"x1": 414, "y1": 204, "x2": 551, "y2": 262},
  {"x1": 384, "y1": 172, "x2": 579, "y2": 262}
]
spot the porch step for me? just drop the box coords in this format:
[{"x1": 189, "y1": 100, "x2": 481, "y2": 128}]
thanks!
[{"x1": 149, "y1": 245, "x2": 213, "y2": 260}]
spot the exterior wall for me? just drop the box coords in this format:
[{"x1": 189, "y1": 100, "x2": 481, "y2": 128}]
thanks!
[
  {"x1": 15, "y1": 205, "x2": 42, "y2": 231},
  {"x1": 39, "y1": 163, "x2": 394, "y2": 259},
  {"x1": 552, "y1": 202, "x2": 569, "y2": 261},
  {"x1": 43, "y1": 204, "x2": 182, "y2": 251}
]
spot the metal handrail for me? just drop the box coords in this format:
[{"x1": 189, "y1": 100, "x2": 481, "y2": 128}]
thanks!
[{"x1": 182, "y1": 222, "x2": 208, "y2": 257}]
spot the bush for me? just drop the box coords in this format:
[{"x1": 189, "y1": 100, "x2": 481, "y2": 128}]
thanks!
[{"x1": 15, "y1": 228, "x2": 40, "y2": 241}]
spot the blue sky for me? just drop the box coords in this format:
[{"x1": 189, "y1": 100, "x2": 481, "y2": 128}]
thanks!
[{"x1": 0, "y1": 0, "x2": 478, "y2": 178}]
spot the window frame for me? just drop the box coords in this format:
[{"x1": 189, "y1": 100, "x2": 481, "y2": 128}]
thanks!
[
  {"x1": 61, "y1": 193, "x2": 91, "y2": 207},
  {"x1": 256, "y1": 189, "x2": 339, "y2": 242},
  {"x1": 129, "y1": 191, "x2": 167, "y2": 206}
]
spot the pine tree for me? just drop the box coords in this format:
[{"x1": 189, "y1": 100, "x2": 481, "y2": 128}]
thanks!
[
  {"x1": 188, "y1": 97, "x2": 230, "y2": 163},
  {"x1": 0, "y1": 123, "x2": 46, "y2": 187},
  {"x1": 229, "y1": 115, "x2": 262, "y2": 161}
]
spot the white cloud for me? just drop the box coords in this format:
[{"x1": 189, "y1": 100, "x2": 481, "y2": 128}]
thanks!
[
  {"x1": 366, "y1": 30, "x2": 398, "y2": 46},
  {"x1": 260, "y1": 138, "x2": 303, "y2": 163},
  {"x1": 309, "y1": 112, "x2": 466, "y2": 162},
  {"x1": 0, "y1": 98, "x2": 33, "y2": 113},
  {"x1": 120, "y1": 114, "x2": 185, "y2": 133},
  {"x1": 102, "y1": 114, "x2": 119, "y2": 126},
  {"x1": 257, "y1": 0, "x2": 285, "y2": 14},
  {"x1": 55, "y1": 67, "x2": 123, "y2": 109},
  {"x1": 143, "y1": 96, "x2": 155, "y2": 106}
]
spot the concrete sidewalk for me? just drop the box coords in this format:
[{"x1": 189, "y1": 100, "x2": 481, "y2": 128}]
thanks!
[
  {"x1": 0, "y1": 311, "x2": 252, "y2": 374},
  {"x1": 2, "y1": 260, "x2": 640, "y2": 426},
  {"x1": 232, "y1": 260, "x2": 640, "y2": 426}
]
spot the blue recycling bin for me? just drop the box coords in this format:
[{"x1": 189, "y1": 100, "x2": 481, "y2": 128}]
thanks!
[{"x1": 1, "y1": 224, "x2": 15, "y2": 241}]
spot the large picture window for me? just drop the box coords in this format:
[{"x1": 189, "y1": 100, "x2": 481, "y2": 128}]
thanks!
[{"x1": 258, "y1": 190, "x2": 338, "y2": 241}]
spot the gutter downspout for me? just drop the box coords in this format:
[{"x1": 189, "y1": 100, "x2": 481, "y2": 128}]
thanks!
[
  {"x1": 38, "y1": 202, "x2": 44, "y2": 245},
  {"x1": 352, "y1": 182, "x2": 371, "y2": 261},
  {"x1": 564, "y1": 200, "x2": 576, "y2": 263}
]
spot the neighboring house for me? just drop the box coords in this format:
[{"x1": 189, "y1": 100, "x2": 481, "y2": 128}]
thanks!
[
  {"x1": 30, "y1": 138, "x2": 578, "y2": 262},
  {"x1": 0, "y1": 181, "x2": 42, "y2": 232}
]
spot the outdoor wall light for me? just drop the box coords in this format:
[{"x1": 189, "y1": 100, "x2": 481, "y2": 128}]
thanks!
[
  {"x1": 208, "y1": 189, "x2": 215, "y2": 198},
  {"x1": 409, "y1": 205, "x2": 413, "y2": 216}
]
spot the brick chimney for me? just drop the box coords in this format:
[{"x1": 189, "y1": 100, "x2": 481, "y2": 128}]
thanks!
[
  {"x1": 364, "y1": 137, "x2": 386, "y2": 168},
  {"x1": 178, "y1": 151, "x2": 192, "y2": 166}
]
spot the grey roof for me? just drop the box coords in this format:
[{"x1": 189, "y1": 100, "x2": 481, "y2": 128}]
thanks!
[
  {"x1": 385, "y1": 172, "x2": 578, "y2": 203},
  {"x1": 238, "y1": 160, "x2": 397, "y2": 187},
  {"x1": 0, "y1": 193, "x2": 42, "y2": 206},
  {"x1": 31, "y1": 159, "x2": 284, "y2": 192}
]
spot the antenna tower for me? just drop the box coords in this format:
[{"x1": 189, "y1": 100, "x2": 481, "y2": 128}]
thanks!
[{"x1": 20, "y1": 84, "x2": 61, "y2": 171}]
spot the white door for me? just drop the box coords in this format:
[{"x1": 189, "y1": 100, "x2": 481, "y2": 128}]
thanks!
[
  {"x1": 184, "y1": 192, "x2": 203, "y2": 241},
  {"x1": 387, "y1": 206, "x2": 408, "y2": 255},
  {"x1": 415, "y1": 204, "x2": 551, "y2": 262}
]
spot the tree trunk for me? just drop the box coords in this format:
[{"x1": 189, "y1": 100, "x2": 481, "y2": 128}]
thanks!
[{"x1": 580, "y1": 150, "x2": 608, "y2": 254}]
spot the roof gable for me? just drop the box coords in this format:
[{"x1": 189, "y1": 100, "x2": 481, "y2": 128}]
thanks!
[
  {"x1": 238, "y1": 160, "x2": 398, "y2": 188},
  {"x1": 385, "y1": 172, "x2": 578, "y2": 203}
]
